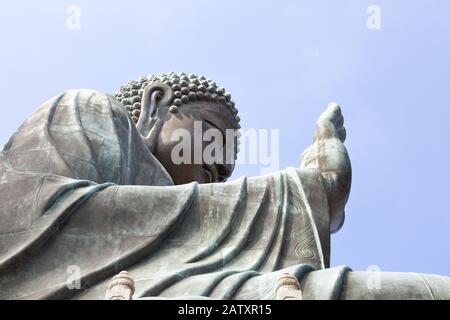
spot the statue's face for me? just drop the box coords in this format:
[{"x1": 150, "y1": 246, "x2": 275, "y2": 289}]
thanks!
[{"x1": 152, "y1": 101, "x2": 237, "y2": 185}]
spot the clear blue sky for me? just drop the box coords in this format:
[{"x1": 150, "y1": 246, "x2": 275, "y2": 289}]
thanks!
[{"x1": 1, "y1": 0, "x2": 449, "y2": 276}]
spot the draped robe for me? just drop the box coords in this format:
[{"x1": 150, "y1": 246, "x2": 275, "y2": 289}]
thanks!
[{"x1": 1, "y1": 90, "x2": 449, "y2": 300}]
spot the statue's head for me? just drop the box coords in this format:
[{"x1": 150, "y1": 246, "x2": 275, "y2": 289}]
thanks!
[{"x1": 115, "y1": 73, "x2": 240, "y2": 185}]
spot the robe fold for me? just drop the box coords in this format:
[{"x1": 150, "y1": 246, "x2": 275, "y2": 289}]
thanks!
[{"x1": 1, "y1": 89, "x2": 449, "y2": 300}]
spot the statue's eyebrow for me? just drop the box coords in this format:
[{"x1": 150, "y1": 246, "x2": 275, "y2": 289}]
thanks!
[{"x1": 204, "y1": 119, "x2": 226, "y2": 145}]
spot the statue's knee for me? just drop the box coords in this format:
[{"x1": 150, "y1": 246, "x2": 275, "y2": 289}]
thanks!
[{"x1": 343, "y1": 271, "x2": 450, "y2": 300}]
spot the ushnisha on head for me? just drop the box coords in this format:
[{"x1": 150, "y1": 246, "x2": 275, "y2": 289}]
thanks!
[{"x1": 114, "y1": 72, "x2": 241, "y2": 185}]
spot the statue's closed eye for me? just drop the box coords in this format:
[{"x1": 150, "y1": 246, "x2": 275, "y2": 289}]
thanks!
[{"x1": 203, "y1": 164, "x2": 219, "y2": 183}]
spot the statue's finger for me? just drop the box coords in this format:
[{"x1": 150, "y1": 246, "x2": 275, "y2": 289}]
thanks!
[
  {"x1": 326, "y1": 102, "x2": 342, "y2": 125},
  {"x1": 338, "y1": 126, "x2": 347, "y2": 143},
  {"x1": 336, "y1": 113, "x2": 344, "y2": 129},
  {"x1": 318, "y1": 103, "x2": 339, "y2": 126},
  {"x1": 327, "y1": 102, "x2": 341, "y2": 114}
]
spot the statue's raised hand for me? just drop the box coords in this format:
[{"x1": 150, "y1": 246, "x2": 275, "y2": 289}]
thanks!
[{"x1": 300, "y1": 103, "x2": 352, "y2": 233}]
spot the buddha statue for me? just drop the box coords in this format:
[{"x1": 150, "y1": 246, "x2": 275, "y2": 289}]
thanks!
[{"x1": 0, "y1": 72, "x2": 449, "y2": 300}]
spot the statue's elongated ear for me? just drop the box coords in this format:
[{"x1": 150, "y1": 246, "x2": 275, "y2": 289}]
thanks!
[
  {"x1": 141, "y1": 82, "x2": 174, "y2": 116},
  {"x1": 137, "y1": 83, "x2": 173, "y2": 136}
]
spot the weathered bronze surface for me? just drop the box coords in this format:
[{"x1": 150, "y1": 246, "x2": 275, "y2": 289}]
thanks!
[{"x1": 0, "y1": 73, "x2": 449, "y2": 300}]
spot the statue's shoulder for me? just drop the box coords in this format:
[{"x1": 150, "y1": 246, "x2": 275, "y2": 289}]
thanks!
[
  {"x1": 40, "y1": 89, "x2": 124, "y2": 115},
  {"x1": 60, "y1": 88, "x2": 116, "y2": 98}
]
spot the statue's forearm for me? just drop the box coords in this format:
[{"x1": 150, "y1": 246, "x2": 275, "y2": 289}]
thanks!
[{"x1": 300, "y1": 137, "x2": 351, "y2": 233}]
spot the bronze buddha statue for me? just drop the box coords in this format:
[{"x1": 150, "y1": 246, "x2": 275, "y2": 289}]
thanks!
[{"x1": 0, "y1": 72, "x2": 448, "y2": 300}]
